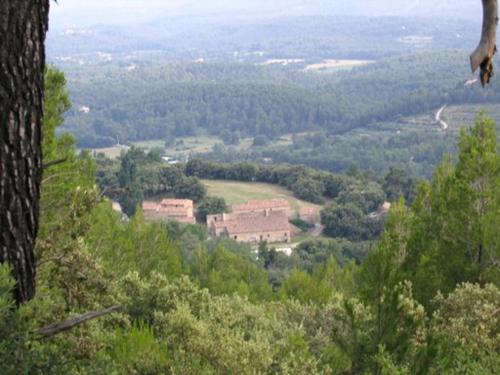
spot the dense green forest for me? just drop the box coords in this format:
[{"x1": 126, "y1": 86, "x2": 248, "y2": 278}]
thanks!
[
  {"x1": 58, "y1": 50, "x2": 500, "y2": 179},
  {"x1": 2, "y1": 66, "x2": 498, "y2": 374},
  {"x1": 199, "y1": 126, "x2": 458, "y2": 179},
  {"x1": 63, "y1": 51, "x2": 475, "y2": 148}
]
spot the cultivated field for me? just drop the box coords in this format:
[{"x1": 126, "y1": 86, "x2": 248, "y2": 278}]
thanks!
[
  {"x1": 201, "y1": 179, "x2": 323, "y2": 216},
  {"x1": 441, "y1": 104, "x2": 500, "y2": 129},
  {"x1": 304, "y1": 59, "x2": 374, "y2": 72},
  {"x1": 404, "y1": 103, "x2": 500, "y2": 133},
  {"x1": 87, "y1": 137, "x2": 220, "y2": 160}
]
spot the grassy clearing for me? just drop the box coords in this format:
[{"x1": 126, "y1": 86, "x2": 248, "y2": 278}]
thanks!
[
  {"x1": 201, "y1": 179, "x2": 323, "y2": 216},
  {"x1": 165, "y1": 135, "x2": 219, "y2": 156},
  {"x1": 133, "y1": 140, "x2": 166, "y2": 150},
  {"x1": 89, "y1": 145, "x2": 129, "y2": 159},
  {"x1": 89, "y1": 136, "x2": 219, "y2": 160},
  {"x1": 89, "y1": 132, "x2": 297, "y2": 160}
]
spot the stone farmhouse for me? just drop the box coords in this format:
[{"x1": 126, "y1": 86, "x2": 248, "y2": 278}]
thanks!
[
  {"x1": 142, "y1": 199, "x2": 196, "y2": 224},
  {"x1": 207, "y1": 199, "x2": 293, "y2": 244},
  {"x1": 207, "y1": 210, "x2": 291, "y2": 244}
]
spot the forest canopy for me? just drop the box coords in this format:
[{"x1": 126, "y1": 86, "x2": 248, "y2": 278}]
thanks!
[{"x1": 62, "y1": 51, "x2": 480, "y2": 147}]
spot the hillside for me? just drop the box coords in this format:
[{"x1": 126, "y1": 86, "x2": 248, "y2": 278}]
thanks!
[
  {"x1": 60, "y1": 50, "x2": 479, "y2": 149},
  {"x1": 201, "y1": 179, "x2": 323, "y2": 217}
]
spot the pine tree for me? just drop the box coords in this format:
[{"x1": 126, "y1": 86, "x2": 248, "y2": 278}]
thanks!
[{"x1": 406, "y1": 115, "x2": 500, "y2": 303}]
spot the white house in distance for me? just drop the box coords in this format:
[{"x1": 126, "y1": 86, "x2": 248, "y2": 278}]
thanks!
[{"x1": 78, "y1": 105, "x2": 90, "y2": 114}]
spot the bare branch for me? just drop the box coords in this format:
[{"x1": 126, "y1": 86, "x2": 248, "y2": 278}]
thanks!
[
  {"x1": 471, "y1": 0, "x2": 499, "y2": 86},
  {"x1": 37, "y1": 305, "x2": 121, "y2": 337}
]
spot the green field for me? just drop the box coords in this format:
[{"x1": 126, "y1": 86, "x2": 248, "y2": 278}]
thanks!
[
  {"x1": 162, "y1": 134, "x2": 293, "y2": 157},
  {"x1": 201, "y1": 179, "x2": 322, "y2": 216}
]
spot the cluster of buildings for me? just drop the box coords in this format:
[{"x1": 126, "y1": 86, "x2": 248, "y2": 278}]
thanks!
[
  {"x1": 125, "y1": 195, "x2": 392, "y2": 247},
  {"x1": 140, "y1": 198, "x2": 298, "y2": 244}
]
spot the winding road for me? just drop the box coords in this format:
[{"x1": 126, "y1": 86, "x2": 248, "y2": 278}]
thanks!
[{"x1": 435, "y1": 105, "x2": 449, "y2": 130}]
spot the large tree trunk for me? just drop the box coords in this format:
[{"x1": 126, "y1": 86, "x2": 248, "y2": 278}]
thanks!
[{"x1": 0, "y1": 0, "x2": 50, "y2": 304}]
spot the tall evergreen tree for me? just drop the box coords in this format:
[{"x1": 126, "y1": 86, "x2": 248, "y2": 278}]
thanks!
[
  {"x1": 118, "y1": 150, "x2": 144, "y2": 217},
  {"x1": 406, "y1": 115, "x2": 500, "y2": 303}
]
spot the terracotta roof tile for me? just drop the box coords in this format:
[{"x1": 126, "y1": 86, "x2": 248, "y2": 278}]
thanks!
[
  {"x1": 233, "y1": 199, "x2": 290, "y2": 212},
  {"x1": 214, "y1": 211, "x2": 290, "y2": 235},
  {"x1": 142, "y1": 200, "x2": 194, "y2": 221},
  {"x1": 142, "y1": 202, "x2": 159, "y2": 211},
  {"x1": 160, "y1": 199, "x2": 193, "y2": 207}
]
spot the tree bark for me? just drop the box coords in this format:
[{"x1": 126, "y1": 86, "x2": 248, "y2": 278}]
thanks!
[
  {"x1": 471, "y1": 0, "x2": 498, "y2": 86},
  {"x1": 0, "y1": 1, "x2": 50, "y2": 304}
]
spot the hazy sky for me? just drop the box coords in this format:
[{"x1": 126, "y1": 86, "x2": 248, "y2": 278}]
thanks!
[
  {"x1": 50, "y1": 0, "x2": 190, "y2": 28},
  {"x1": 49, "y1": 0, "x2": 480, "y2": 29},
  {"x1": 49, "y1": 0, "x2": 312, "y2": 26}
]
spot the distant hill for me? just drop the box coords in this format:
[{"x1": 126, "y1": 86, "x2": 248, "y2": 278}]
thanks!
[
  {"x1": 60, "y1": 50, "x2": 484, "y2": 148},
  {"x1": 49, "y1": 0, "x2": 480, "y2": 30},
  {"x1": 47, "y1": 0, "x2": 481, "y2": 60}
]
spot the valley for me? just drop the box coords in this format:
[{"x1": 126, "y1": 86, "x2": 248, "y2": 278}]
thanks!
[
  {"x1": 2, "y1": 0, "x2": 499, "y2": 373},
  {"x1": 63, "y1": 49, "x2": 499, "y2": 179}
]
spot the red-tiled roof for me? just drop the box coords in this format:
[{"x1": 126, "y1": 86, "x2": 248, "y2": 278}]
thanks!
[
  {"x1": 233, "y1": 199, "x2": 290, "y2": 212},
  {"x1": 142, "y1": 200, "x2": 194, "y2": 220},
  {"x1": 157, "y1": 207, "x2": 191, "y2": 214},
  {"x1": 214, "y1": 211, "x2": 290, "y2": 235},
  {"x1": 160, "y1": 199, "x2": 193, "y2": 207},
  {"x1": 143, "y1": 202, "x2": 159, "y2": 211}
]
